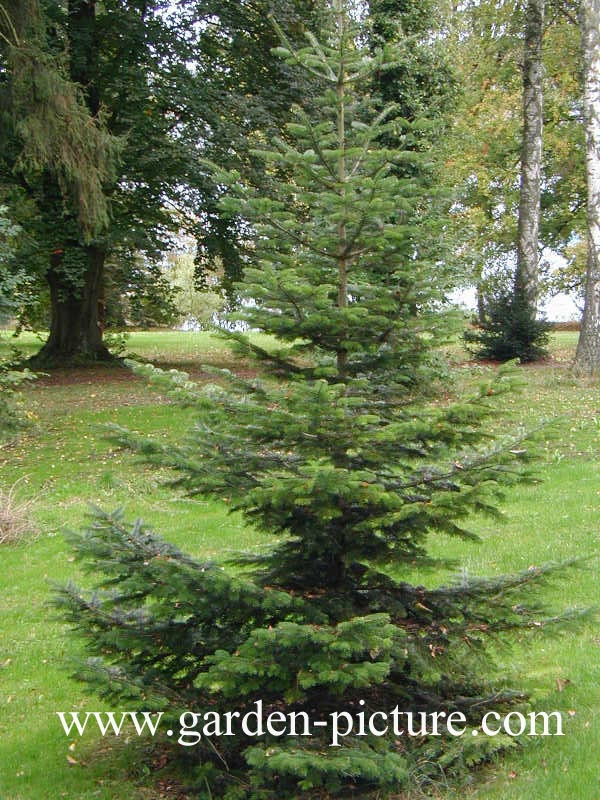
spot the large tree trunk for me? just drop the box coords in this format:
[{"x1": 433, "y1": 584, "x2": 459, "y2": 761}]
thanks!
[
  {"x1": 575, "y1": 0, "x2": 600, "y2": 373},
  {"x1": 514, "y1": 0, "x2": 544, "y2": 309},
  {"x1": 31, "y1": 0, "x2": 113, "y2": 366},
  {"x1": 31, "y1": 245, "x2": 112, "y2": 366}
]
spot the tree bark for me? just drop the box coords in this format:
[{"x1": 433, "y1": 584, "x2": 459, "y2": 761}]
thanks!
[
  {"x1": 514, "y1": 0, "x2": 544, "y2": 309},
  {"x1": 335, "y1": 1, "x2": 349, "y2": 380},
  {"x1": 32, "y1": 245, "x2": 112, "y2": 366},
  {"x1": 31, "y1": 0, "x2": 114, "y2": 366},
  {"x1": 476, "y1": 280, "x2": 486, "y2": 325},
  {"x1": 575, "y1": 0, "x2": 600, "y2": 373}
]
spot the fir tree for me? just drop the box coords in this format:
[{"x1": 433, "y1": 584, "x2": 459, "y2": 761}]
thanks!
[
  {"x1": 57, "y1": 3, "x2": 579, "y2": 796},
  {"x1": 463, "y1": 283, "x2": 552, "y2": 363}
]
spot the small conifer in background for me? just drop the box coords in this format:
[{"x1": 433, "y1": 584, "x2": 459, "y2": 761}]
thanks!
[{"x1": 464, "y1": 284, "x2": 551, "y2": 363}]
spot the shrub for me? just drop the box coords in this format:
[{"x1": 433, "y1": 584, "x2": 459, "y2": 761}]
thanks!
[
  {"x1": 464, "y1": 287, "x2": 551, "y2": 363},
  {"x1": 0, "y1": 364, "x2": 35, "y2": 444}
]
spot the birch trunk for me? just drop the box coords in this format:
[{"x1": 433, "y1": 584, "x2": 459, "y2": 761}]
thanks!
[
  {"x1": 575, "y1": 0, "x2": 600, "y2": 373},
  {"x1": 514, "y1": 0, "x2": 544, "y2": 309}
]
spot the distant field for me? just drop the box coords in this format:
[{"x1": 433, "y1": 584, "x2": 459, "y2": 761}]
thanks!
[{"x1": 0, "y1": 330, "x2": 599, "y2": 799}]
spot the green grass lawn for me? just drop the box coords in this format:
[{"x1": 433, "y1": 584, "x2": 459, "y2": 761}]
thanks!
[{"x1": 0, "y1": 330, "x2": 599, "y2": 799}]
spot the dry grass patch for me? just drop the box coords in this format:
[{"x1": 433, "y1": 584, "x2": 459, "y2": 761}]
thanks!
[{"x1": 0, "y1": 480, "x2": 37, "y2": 544}]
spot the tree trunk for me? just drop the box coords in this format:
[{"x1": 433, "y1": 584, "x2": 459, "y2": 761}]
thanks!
[
  {"x1": 476, "y1": 280, "x2": 486, "y2": 325},
  {"x1": 575, "y1": 0, "x2": 600, "y2": 373},
  {"x1": 30, "y1": 0, "x2": 113, "y2": 366},
  {"x1": 335, "y1": 2, "x2": 349, "y2": 380},
  {"x1": 31, "y1": 246, "x2": 112, "y2": 366},
  {"x1": 514, "y1": 0, "x2": 544, "y2": 309}
]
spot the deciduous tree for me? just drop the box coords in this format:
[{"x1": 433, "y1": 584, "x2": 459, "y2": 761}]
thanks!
[
  {"x1": 515, "y1": 0, "x2": 545, "y2": 311},
  {"x1": 0, "y1": 0, "x2": 323, "y2": 364},
  {"x1": 444, "y1": 0, "x2": 585, "y2": 326},
  {"x1": 575, "y1": 0, "x2": 600, "y2": 372}
]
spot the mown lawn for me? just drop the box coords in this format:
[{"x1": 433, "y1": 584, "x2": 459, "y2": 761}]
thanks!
[{"x1": 0, "y1": 330, "x2": 598, "y2": 799}]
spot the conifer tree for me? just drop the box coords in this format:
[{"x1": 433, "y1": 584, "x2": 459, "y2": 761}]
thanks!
[{"x1": 58, "y1": 3, "x2": 577, "y2": 796}]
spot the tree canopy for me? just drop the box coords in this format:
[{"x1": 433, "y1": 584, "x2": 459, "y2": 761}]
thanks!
[{"x1": 0, "y1": 0, "x2": 325, "y2": 362}]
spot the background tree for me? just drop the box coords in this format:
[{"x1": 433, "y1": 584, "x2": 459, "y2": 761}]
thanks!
[
  {"x1": 0, "y1": 0, "x2": 119, "y2": 362},
  {"x1": 575, "y1": 0, "x2": 600, "y2": 371},
  {"x1": 162, "y1": 241, "x2": 226, "y2": 330},
  {"x1": 368, "y1": 0, "x2": 460, "y2": 297},
  {"x1": 0, "y1": 0, "x2": 324, "y2": 364},
  {"x1": 186, "y1": 0, "x2": 327, "y2": 291},
  {"x1": 0, "y1": 205, "x2": 33, "y2": 441},
  {"x1": 58, "y1": 5, "x2": 575, "y2": 797},
  {"x1": 444, "y1": 0, "x2": 585, "y2": 327},
  {"x1": 369, "y1": 0, "x2": 456, "y2": 127},
  {"x1": 516, "y1": 0, "x2": 545, "y2": 312},
  {"x1": 490, "y1": 0, "x2": 552, "y2": 364},
  {"x1": 0, "y1": 204, "x2": 20, "y2": 324}
]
